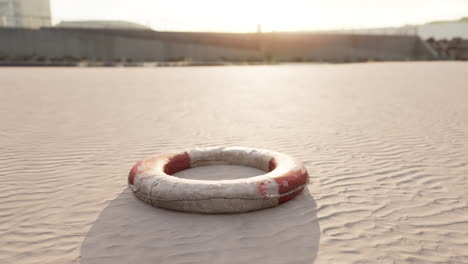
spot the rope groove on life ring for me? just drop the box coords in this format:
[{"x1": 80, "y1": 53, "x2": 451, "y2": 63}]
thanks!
[{"x1": 128, "y1": 146, "x2": 309, "y2": 213}]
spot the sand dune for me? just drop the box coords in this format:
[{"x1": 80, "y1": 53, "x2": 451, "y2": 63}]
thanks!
[{"x1": 1, "y1": 62, "x2": 468, "y2": 263}]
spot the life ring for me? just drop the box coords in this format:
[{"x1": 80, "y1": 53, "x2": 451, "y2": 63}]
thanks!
[{"x1": 128, "y1": 146, "x2": 309, "y2": 213}]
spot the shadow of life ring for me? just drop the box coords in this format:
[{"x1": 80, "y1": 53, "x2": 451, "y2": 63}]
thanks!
[{"x1": 128, "y1": 146, "x2": 309, "y2": 213}]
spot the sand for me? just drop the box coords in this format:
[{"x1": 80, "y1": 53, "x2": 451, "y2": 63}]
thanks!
[{"x1": 0, "y1": 62, "x2": 467, "y2": 263}]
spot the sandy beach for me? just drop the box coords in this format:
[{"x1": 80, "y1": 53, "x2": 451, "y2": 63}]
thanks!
[{"x1": 1, "y1": 62, "x2": 467, "y2": 263}]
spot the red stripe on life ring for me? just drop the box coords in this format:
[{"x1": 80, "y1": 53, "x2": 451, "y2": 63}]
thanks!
[
  {"x1": 164, "y1": 152, "x2": 191, "y2": 175},
  {"x1": 128, "y1": 160, "x2": 143, "y2": 185},
  {"x1": 274, "y1": 167, "x2": 308, "y2": 204},
  {"x1": 268, "y1": 158, "x2": 277, "y2": 172}
]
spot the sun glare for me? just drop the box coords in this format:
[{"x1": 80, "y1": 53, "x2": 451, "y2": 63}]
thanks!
[{"x1": 51, "y1": 0, "x2": 468, "y2": 32}]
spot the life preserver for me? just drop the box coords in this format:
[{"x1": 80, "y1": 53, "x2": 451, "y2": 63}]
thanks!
[{"x1": 128, "y1": 146, "x2": 309, "y2": 213}]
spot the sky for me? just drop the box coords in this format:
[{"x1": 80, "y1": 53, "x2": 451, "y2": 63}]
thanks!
[{"x1": 50, "y1": 0, "x2": 468, "y2": 32}]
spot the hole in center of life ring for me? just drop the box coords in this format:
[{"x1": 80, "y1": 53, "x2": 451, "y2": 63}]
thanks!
[{"x1": 173, "y1": 165, "x2": 265, "y2": 181}]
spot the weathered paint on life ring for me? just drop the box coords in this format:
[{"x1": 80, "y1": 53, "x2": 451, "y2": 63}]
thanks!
[{"x1": 128, "y1": 146, "x2": 309, "y2": 213}]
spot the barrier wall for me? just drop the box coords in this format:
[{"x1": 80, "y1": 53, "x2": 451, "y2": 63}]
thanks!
[{"x1": 0, "y1": 28, "x2": 437, "y2": 63}]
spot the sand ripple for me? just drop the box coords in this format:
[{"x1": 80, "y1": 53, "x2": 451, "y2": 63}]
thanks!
[{"x1": 1, "y1": 62, "x2": 468, "y2": 263}]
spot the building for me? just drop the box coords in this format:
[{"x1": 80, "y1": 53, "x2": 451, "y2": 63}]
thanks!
[
  {"x1": 418, "y1": 21, "x2": 468, "y2": 39},
  {"x1": 0, "y1": 0, "x2": 51, "y2": 28}
]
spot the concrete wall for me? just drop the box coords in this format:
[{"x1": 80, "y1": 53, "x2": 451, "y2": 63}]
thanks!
[
  {"x1": 0, "y1": 28, "x2": 437, "y2": 63},
  {"x1": 0, "y1": 28, "x2": 260, "y2": 61},
  {"x1": 261, "y1": 33, "x2": 434, "y2": 62}
]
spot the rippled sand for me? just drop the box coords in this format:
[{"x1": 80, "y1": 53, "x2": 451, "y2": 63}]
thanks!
[{"x1": 1, "y1": 62, "x2": 468, "y2": 264}]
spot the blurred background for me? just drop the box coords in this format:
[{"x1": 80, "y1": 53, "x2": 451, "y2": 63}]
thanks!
[{"x1": 0, "y1": 0, "x2": 467, "y2": 66}]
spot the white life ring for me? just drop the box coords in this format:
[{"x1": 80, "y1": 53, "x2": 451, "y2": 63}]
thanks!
[{"x1": 128, "y1": 146, "x2": 309, "y2": 213}]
